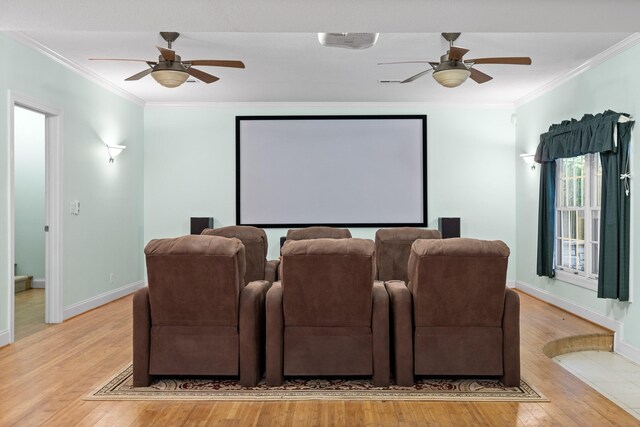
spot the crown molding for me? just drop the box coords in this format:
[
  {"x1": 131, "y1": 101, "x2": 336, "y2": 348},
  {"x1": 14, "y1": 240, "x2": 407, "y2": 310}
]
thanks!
[
  {"x1": 515, "y1": 32, "x2": 640, "y2": 108},
  {"x1": 144, "y1": 101, "x2": 514, "y2": 109},
  {"x1": 5, "y1": 32, "x2": 145, "y2": 107}
]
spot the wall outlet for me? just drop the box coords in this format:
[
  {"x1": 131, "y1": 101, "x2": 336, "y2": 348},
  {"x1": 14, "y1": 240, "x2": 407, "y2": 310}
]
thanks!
[{"x1": 109, "y1": 273, "x2": 114, "y2": 285}]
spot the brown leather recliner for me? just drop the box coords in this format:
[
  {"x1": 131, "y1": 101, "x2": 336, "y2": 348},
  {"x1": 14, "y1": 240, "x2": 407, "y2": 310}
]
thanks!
[
  {"x1": 386, "y1": 238, "x2": 520, "y2": 387},
  {"x1": 375, "y1": 227, "x2": 441, "y2": 282},
  {"x1": 266, "y1": 238, "x2": 390, "y2": 387},
  {"x1": 286, "y1": 226, "x2": 352, "y2": 241},
  {"x1": 133, "y1": 235, "x2": 270, "y2": 387},
  {"x1": 202, "y1": 226, "x2": 279, "y2": 284}
]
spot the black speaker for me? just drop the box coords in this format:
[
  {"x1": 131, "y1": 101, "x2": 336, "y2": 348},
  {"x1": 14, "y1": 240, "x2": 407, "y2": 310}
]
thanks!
[
  {"x1": 438, "y1": 217, "x2": 460, "y2": 239},
  {"x1": 190, "y1": 217, "x2": 214, "y2": 235}
]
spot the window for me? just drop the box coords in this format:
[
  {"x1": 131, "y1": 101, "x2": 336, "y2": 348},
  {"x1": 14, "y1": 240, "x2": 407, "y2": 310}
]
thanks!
[{"x1": 555, "y1": 154, "x2": 601, "y2": 289}]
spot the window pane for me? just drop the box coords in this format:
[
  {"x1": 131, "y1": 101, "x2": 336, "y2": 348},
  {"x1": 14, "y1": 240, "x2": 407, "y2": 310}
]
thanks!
[
  {"x1": 570, "y1": 210, "x2": 576, "y2": 239},
  {"x1": 569, "y1": 241, "x2": 577, "y2": 269},
  {"x1": 592, "y1": 243, "x2": 599, "y2": 276},
  {"x1": 563, "y1": 240, "x2": 570, "y2": 267},
  {"x1": 577, "y1": 243, "x2": 585, "y2": 272},
  {"x1": 568, "y1": 178, "x2": 574, "y2": 206},
  {"x1": 592, "y1": 210, "x2": 600, "y2": 243},
  {"x1": 576, "y1": 177, "x2": 583, "y2": 206},
  {"x1": 577, "y1": 210, "x2": 585, "y2": 241},
  {"x1": 562, "y1": 211, "x2": 570, "y2": 238}
]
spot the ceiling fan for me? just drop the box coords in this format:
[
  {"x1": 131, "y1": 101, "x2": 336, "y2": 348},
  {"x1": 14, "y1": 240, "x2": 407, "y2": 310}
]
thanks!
[
  {"x1": 379, "y1": 33, "x2": 532, "y2": 88},
  {"x1": 90, "y1": 32, "x2": 245, "y2": 88}
]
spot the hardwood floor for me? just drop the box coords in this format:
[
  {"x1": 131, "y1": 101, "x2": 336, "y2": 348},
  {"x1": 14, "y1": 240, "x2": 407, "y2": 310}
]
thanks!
[
  {"x1": 14, "y1": 288, "x2": 49, "y2": 341},
  {"x1": 0, "y1": 290, "x2": 638, "y2": 426}
]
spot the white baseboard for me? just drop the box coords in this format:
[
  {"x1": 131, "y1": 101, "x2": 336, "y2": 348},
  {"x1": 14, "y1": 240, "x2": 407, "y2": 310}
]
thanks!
[
  {"x1": 506, "y1": 280, "x2": 516, "y2": 289},
  {"x1": 63, "y1": 280, "x2": 145, "y2": 320},
  {"x1": 31, "y1": 278, "x2": 45, "y2": 289},
  {"x1": 514, "y1": 280, "x2": 640, "y2": 364},
  {"x1": 0, "y1": 329, "x2": 10, "y2": 348}
]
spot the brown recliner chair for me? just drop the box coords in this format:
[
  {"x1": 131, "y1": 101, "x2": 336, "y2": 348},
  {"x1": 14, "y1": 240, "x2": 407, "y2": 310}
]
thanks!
[
  {"x1": 202, "y1": 226, "x2": 278, "y2": 284},
  {"x1": 266, "y1": 238, "x2": 390, "y2": 387},
  {"x1": 386, "y1": 238, "x2": 520, "y2": 387},
  {"x1": 286, "y1": 226, "x2": 352, "y2": 241},
  {"x1": 133, "y1": 235, "x2": 270, "y2": 387},
  {"x1": 375, "y1": 227, "x2": 441, "y2": 282}
]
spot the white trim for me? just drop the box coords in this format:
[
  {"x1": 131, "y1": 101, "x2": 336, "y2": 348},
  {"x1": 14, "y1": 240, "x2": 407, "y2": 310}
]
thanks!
[
  {"x1": 63, "y1": 281, "x2": 145, "y2": 320},
  {"x1": 506, "y1": 280, "x2": 516, "y2": 289},
  {"x1": 31, "y1": 279, "x2": 45, "y2": 289},
  {"x1": 4, "y1": 32, "x2": 145, "y2": 107},
  {"x1": 515, "y1": 33, "x2": 640, "y2": 107},
  {"x1": 144, "y1": 101, "x2": 514, "y2": 109},
  {"x1": 0, "y1": 329, "x2": 10, "y2": 348}
]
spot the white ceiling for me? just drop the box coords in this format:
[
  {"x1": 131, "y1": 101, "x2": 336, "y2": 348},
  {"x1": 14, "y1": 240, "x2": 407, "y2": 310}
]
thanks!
[{"x1": 4, "y1": 1, "x2": 636, "y2": 104}]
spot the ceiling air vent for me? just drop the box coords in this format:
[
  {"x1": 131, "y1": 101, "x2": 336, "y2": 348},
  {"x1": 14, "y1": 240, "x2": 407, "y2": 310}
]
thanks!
[{"x1": 318, "y1": 33, "x2": 379, "y2": 50}]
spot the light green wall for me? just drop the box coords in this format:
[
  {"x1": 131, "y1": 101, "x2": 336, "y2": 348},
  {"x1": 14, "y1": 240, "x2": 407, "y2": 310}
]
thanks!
[
  {"x1": 14, "y1": 106, "x2": 46, "y2": 279},
  {"x1": 144, "y1": 105, "x2": 517, "y2": 279},
  {"x1": 515, "y1": 43, "x2": 640, "y2": 347},
  {"x1": 0, "y1": 33, "x2": 145, "y2": 332}
]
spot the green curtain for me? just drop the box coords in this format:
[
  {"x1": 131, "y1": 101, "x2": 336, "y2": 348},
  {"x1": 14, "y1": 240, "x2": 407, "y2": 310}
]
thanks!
[
  {"x1": 534, "y1": 110, "x2": 634, "y2": 301},
  {"x1": 536, "y1": 161, "x2": 556, "y2": 277},
  {"x1": 598, "y1": 122, "x2": 632, "y2": 300}
]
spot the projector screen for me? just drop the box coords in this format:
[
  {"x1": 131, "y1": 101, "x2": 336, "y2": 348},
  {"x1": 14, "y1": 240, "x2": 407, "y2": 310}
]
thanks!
[{"x1": 236, "y1": 115, "x2": 427, "y2": 227}]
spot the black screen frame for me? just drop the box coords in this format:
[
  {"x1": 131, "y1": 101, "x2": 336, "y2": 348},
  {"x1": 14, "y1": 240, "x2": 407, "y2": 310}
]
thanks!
[{"x1": 236, "y1": 114, "x2": 428, "y2": 228}]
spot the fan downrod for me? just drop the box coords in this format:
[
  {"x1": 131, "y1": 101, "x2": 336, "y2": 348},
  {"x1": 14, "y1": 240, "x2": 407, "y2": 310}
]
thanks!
[{"x1": 160, "y1": 32, "x2": 180, "y2": 49}]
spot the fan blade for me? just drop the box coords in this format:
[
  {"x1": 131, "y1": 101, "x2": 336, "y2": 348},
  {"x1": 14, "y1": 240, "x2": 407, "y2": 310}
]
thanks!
[
  {"x1": 89, "y1": 58, "x2": 154, "y2": 63},
  {"x1": 125, "y1": 68, "x2": 153, "y2": 81},
  {"x1": 186, "y1": 68, "x2": 220, "y2": 84},
  {"x1": 466, "y1": 57, "x2": 532, "y2": 65},
  {"x1": 400, "y1": 68, "x2": 433, "y2": 84},
  {"x1": 377, "y1": 61, "x2": 432, "y2": 65},
  {"x1": 469, "y1": 67, "x2": 493, "y2": 84},
  {"x1": 448, "y1": 46, "x2": 469, "y2": 61},
  {"x1": 156, "y1": 46, "x2": 176, "y2": 61},
  {"x1": 185, "y1": 60, "x2": 245, "y2": 69}
]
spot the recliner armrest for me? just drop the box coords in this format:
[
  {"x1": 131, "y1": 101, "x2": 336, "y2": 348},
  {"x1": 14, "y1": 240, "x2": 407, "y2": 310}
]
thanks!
[
  {"x1": 385, "y1": 280, "x2": 413, "y2": 386},
  {"x1": 239, "y1": 280, "x2": 271, "y2": 387},
  {"x1": 266, "y1": 281, "x2": 284, "y2": 386},
  {"x1": 133, "y1": 286, "x2": 152, "y2": 387},
  {"x1": 501, "y1": 288, "x2": 520, "y2": 387},
  {"x1": 372, "y1": 281, "x2": 390, "y2": 387},
  {"x1": 265, "y1": 259, "x2": 279, "y2": 284}
]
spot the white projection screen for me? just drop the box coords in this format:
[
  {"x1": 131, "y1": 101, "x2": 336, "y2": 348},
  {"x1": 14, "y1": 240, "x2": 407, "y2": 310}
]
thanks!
[{"x1": 236, "y1": 115, "x2": 427, "y2": 227}]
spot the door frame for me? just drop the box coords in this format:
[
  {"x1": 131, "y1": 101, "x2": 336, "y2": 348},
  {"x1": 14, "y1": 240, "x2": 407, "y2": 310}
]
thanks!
[{"x1": 7, "y1": 91, "x2": 64, "y2": 342}]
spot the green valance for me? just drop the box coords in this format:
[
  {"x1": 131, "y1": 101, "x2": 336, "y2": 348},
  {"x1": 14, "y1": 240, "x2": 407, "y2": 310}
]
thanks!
[{"x1": 535, "y1": 110, "x2": 630, "y2": 162}]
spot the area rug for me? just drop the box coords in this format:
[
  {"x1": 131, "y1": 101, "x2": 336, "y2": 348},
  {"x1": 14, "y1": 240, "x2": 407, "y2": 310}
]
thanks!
[{"x1": 85, "y1": 364, "x2": 547, "y2": 402}]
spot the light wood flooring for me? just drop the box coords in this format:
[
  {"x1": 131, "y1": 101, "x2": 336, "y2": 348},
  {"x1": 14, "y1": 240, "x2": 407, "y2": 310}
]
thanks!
[
  {"x1": 0, "y1": 290, "x2": 638, "y2": 426},
  {"x1": 14, "y1": 288, "x2": 49, "y2": 341}
]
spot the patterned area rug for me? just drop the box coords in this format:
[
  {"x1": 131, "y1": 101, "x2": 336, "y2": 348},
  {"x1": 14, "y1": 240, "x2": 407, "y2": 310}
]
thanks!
[{"x1": 86, "y1": 364, "x2": 547, "y2": 401}]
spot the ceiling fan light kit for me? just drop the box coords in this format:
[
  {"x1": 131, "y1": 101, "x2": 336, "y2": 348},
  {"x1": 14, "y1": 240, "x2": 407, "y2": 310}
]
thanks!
[
  {"x1": 151, "y1": 69, "x2": 189, "y2": 88},
  {"x1": 432, "y1": 67, "x2": 471, "y2": 88}
]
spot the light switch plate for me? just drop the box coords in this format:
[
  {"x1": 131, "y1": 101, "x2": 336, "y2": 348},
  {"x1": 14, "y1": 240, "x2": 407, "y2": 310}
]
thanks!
[{"x1": 70, "y1": 200, "x2": 80, "y2": 215}]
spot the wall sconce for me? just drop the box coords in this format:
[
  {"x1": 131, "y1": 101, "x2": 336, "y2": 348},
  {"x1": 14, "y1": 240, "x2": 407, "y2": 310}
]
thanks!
[
  {"x1": 105, "y1": 143, "x2": 126, "y2": 163},
  {"x1": 520, "y1": 153, "x2": 536, "y2": 171}
]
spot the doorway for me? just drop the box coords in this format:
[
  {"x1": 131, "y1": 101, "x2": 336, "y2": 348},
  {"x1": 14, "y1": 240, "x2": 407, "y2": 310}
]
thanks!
[
  {"x1": 8, "y1": 93, "x2": 64, "y2": 343},
  {"x1": 13, "y1": 106, "x2": 46, "y2": 340}
]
